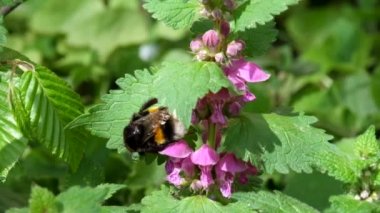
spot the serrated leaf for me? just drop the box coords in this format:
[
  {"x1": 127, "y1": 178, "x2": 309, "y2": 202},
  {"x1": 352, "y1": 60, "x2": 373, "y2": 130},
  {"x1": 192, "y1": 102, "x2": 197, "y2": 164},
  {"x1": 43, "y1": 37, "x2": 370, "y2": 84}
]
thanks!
[
  {"x1": 141, "y1": 185, "x2": 250, "y2": 213},
  {"x1": 144, "y1": 0, "x2": 202, "y2": 29},
  {"x1": 0, "y1": 73, "x2": 27, "y2": 182},
  {"x1": 233, "y1": 0, "x2": 300, "y2": 31},
  {"x1": 223, "y1": 113, "x2": 359, "y2": 182},
  {"x1": 236, "y1": 21, "x2": 278, "y2": 57},
  {"x1": 71, "y1": 62, "x2": 230, "y2": 151},
  {"x1": 19, "y1": 66, "x2": 86, "y2": 170},
  {"x1": 355, "y1": 126, "x2": 379, "y2": 159},
  {"x1": 55, "y1": 184, "x2": 125, "y2": 213},
  {"x1": 325, "y1": 195, "x2": 380, "y2": 213},
  {"x1": 233, "y1": 191, "x2": 319, "y2": 213},
  {"x1": 29, "y1": 185, "x2": 57, "y2": 213}
]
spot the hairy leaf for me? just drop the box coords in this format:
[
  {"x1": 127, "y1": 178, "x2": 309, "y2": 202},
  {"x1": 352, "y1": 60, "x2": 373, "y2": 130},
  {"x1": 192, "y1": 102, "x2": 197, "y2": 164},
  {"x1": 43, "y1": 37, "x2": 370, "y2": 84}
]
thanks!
[
  {"x1": 19, "y1": 66, "x2": 86, "y2": 170},
  {"x1": 141, "y1": 186, "x2": 250, "y2": 213},
  {"x1": 325, "y1": 195, "x2": 380, "y2": 213},
  {"x1": 144, "y1": 0, "x2": 202, "y2": 29},
  {"x1": 355, "y1": 126, "x2": 379, "y2": 159},
  {"x1": 233, "y1": 0, "x2": 300, "y2": 31},
  {"x1": 0, "y1": 73, "x2": 27, "y2": 182},
  {"x1": 29, "y1": 185, "x2": 57, "y2": 213},
  {"x1": 233, "y1": 191, "x2": 318, "y2": 213},
  {"x1": 71, "y1": 62, "x2": 230, "y2": 151},
  {"x1": 55, "y1": 184, "x2": 125, "y2": 213},
  {"x1": 223, "y1": 113, "x2": 360, "y2": 182}
]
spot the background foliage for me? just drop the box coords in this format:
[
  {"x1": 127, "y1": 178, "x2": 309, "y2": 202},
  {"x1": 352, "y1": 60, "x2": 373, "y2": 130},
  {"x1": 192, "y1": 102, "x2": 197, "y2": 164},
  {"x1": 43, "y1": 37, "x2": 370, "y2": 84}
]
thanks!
[{"x1": 0, "y1": 0, "x2": 379, "y2": 212}]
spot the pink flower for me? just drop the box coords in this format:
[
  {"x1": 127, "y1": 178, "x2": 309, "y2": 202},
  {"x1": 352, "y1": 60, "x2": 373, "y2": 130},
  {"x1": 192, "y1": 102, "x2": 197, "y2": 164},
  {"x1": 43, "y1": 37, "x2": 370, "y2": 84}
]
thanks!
[
  {"x1": 191, "y1": 144, "x2": 219, "y2": 188},
  {"x1": 208, "y1": 89, "x2": 231, "y2": 125},
  {"x1": 224, "y1": 59, "x2": 270, "y2": 102},
  {"x1": 215, "y1": 153, "x2": 247, "y2": 198},
  {"x1": 190, "y1": 37, "x2": 203, "y2": 53},
  {"x1": 202, "y1": 30, "x2": 220, "y2": 49},
  {"x1": 159, "y1": 141, "x2": 194, "y2": 187}
]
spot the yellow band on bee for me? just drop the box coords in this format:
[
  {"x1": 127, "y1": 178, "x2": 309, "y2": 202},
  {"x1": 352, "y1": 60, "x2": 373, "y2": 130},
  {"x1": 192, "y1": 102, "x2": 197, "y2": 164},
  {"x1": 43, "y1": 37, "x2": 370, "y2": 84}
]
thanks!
[
  {"x1": 148, "y1": 106, "x2": 159, "y2": 113},
  {"x1": 154, "y1": 127, "x2": 166, "y2": 145}
]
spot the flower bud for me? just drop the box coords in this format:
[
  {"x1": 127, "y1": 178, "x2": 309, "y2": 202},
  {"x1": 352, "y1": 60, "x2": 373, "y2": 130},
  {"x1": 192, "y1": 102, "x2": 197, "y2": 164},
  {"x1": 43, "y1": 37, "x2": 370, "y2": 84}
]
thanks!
[
  {"x1": 224, "y1": 0, "x2": 236, "y2": 10},
  {"x1": 202, "y1": 30, "x2": 220, "y2": 49},
  {"x1": 226, "y1": 40, "x2": 245, "y2": 57},
  {"x1": 190, "y1": 38, "x2": 203, "y2": 52},
  {"x1": 211, "y1": 9, "x2": 223, "y2": 20},
  {"x1": 220, "y1": 21, "x2": 230, "y2": 37},
  {"x1": 214, "y1": 52, "x2": 225, "y2": 63},
  {"x1": 196, "y1": 49, "x2": 208, "y2": 61}
]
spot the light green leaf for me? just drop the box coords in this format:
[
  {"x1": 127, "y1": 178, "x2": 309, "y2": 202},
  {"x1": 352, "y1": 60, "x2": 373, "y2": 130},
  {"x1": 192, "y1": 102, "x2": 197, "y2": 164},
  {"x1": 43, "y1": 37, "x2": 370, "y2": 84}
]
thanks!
[
  {"x1": 55, "y1": 184, "x2": 125, "y2": 213},
  {"x1": 355, "y1": 126, "x2": 379, "y2": 159},
  {"x1": 233, "y1": 0, "x2": 300, "y2": 31},
  {"x1": 30, "y1": 0, "x2": 148, "y2": 59},
  {"x1": 325, "y1": 195, "x2": 380, "y2": 213},
  {"x1": 236, "y1": 21, "x2": 278, "y2": 57},
  {"x1": 144, "y1": 0, "x2": 202, "y2": 30},
  {"x1": 0, "y1": 73, "x2": 27, "y2": 182},
  {"x1": 29, "y1": 185, "x2": 57, "y2": 213},
  {"x1": 19, "y1": 66, "x2": 86, "y2": 170},
  {"x1": 141, "y1": 186, "x2": 250, "y2": 213},
  {"x1": 71, "y1": 62, "x2": 230, "y2": 151},
  {"x1": 233, "y1": 191, "x2": 319, "y2": 213}
]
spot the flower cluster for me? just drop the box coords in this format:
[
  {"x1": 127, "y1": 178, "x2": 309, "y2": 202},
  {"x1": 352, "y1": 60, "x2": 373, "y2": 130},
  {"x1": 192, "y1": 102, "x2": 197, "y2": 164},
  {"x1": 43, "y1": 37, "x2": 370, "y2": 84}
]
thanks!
[
  {"x1": 159, "y1": 141, "x2": 257, "y2": 198},
  {"x1": 159, "y1": 0, "x2": 269, "y2": 199}
]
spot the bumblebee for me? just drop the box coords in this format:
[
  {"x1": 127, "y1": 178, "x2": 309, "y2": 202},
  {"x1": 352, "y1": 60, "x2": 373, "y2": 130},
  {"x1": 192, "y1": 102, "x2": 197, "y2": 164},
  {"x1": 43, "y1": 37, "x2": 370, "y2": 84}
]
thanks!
[{"x1": 123, "y1": 98, "x2": 186, "y2": 153}]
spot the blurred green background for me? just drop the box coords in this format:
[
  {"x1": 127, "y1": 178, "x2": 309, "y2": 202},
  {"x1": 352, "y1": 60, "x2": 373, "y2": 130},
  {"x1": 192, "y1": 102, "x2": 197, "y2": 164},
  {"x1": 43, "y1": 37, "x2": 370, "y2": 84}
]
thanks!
[{"x1": 1, "y1": 0, "x2": 379, "y2": 211}]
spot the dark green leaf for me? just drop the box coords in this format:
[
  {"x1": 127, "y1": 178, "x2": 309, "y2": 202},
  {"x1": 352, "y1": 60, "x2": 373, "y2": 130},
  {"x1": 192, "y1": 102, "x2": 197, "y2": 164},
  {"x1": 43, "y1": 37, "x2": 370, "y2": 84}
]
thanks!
[{"x1": 233, "y1": 191, "x2": 319, "y2": 213}]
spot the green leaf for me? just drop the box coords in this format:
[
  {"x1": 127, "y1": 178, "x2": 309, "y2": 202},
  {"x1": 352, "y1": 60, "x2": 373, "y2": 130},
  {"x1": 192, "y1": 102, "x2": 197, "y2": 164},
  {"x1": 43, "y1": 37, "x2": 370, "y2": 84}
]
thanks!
[
  {"x1": 19, "y1": 66, "x2": 86, "y2": 170},
  {"x1": 233, "y1": 0, "x2": 300, "y2": 31},
  {"x1": 233, "y1": 191, "x2": 318, "y2": 213},
  {"x1": 222, "y1": 113, "x2": 331, "y2": 172},
  {"x1": 0, "y1": 17, "x2": 6, "y2": 45},
  {"x1": 141, "y1": 186, "x2": 250, "y2": 213},
  {"x1": 326, "y1": 195, "x2": 380, "y2": 213},
  {"x1": 223, "y1": 113, "x2": 360, "y2": 182},
  {"x1": 355, "y1": 126, "x2": 379, "y2": 159},
  {"x1": 71, "y1": 62, "x2": 230, "y2": 151},
  {"x1": 236, "y1": 21, "x2": 278, "y2": 57},
  {"x1": 0, "y1": 73, "x2": 27, "y2": 182},
  {"x1": 55, "y1": 184, "x2": 125, "y2": 213},
  {"x1": 144, "y1": 0, "x2": 202, "y2": 30},
  {"x1": 30, "y1": 0, "x2": 148, "y2": 59},
  {"x1": 29, "y1": 185, "x2": 57, "y2": 213}
]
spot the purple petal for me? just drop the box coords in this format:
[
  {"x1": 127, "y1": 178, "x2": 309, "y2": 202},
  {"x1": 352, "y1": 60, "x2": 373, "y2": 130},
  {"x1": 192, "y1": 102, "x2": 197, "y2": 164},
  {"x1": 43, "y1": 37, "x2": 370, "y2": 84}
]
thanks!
[
  {"x1": 210, "y1": 103, "x2": 227, "y2": 125},
  {"x1": 200, "y1": 166, "x2": 214, "y2": 188},
  {"x1": 167, "y1": 166, "x2": 184, "y2": 187},
  {"x1": 202, "y1": 30, "x2": 220, "y2": 48},
  {"x1": 217, "y1": 153, "x2": 247, "y2": 174},
  {"x1": 242, "y1": 90, "x2": 256, "y2": 102},
  {"x1": 159, "y1": 140, "x2": 193, "y2": 158},
  {"x1": 181, "y1": 156, "x2": 195, "y2": 176},
  {"x1": 191, "y1": 144, "x2": 219, "y2": 166},
  {"x1": 219, "y1": 173, "x2": 234, "y2": 198},
  {"x1": 234, "y1": 59, "x2": 270, "y2": 83}
]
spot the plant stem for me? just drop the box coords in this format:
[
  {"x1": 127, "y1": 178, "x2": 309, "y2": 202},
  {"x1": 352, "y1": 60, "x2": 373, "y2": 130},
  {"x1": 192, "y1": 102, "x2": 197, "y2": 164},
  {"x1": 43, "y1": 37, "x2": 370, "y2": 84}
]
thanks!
[{"x1": 208, "y1": 121, "x2": 216, "y2": 149}]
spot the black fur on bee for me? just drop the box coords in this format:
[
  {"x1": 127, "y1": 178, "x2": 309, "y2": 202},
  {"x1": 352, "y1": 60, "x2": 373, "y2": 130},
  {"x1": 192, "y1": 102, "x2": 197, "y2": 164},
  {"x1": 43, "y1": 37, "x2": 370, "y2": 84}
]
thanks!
[{"x1": 123, "y1": 98, "x2": 186, "y2": 153}]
